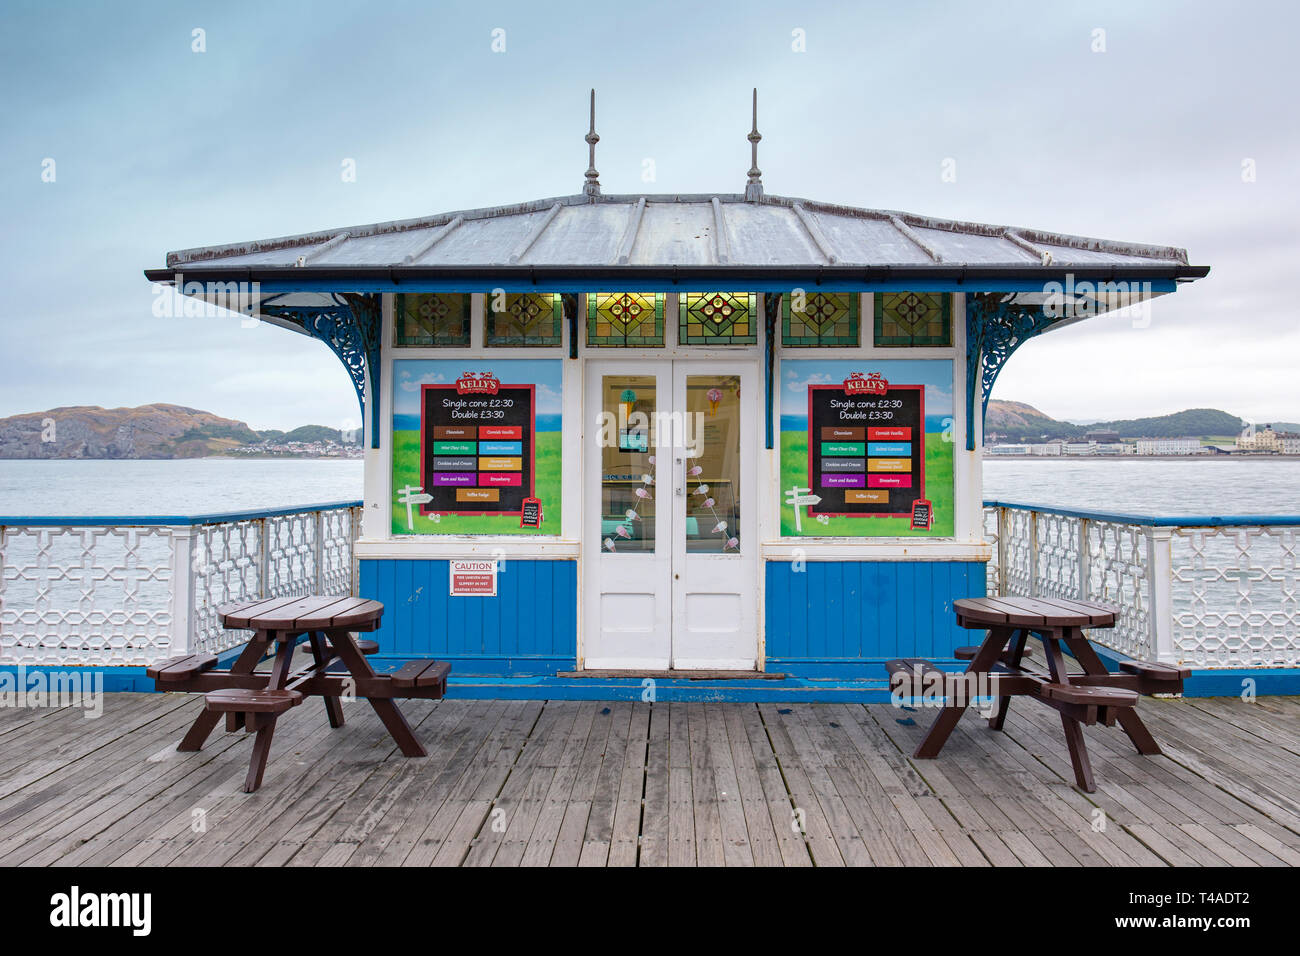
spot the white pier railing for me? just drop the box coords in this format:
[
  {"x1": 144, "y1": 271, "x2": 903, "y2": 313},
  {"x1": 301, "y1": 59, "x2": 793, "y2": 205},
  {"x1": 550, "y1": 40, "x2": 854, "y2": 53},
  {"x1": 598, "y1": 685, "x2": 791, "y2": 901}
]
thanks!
[
  {"x1": 0, "y1": 501, "x2": 363, "y2": 667},
  {"x1": 984, "y1": 501, "x2": 1300, "y2": 670}
]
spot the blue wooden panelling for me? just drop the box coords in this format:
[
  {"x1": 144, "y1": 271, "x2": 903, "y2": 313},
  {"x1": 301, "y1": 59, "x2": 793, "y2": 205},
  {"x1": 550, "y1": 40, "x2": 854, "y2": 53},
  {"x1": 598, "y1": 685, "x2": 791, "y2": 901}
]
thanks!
[
  {"x1": 359, "y1": 558, "x2": 577, "y2": 675},
  {"x1": 764, "y1": 560, "x2": 987, "y2": 676}
]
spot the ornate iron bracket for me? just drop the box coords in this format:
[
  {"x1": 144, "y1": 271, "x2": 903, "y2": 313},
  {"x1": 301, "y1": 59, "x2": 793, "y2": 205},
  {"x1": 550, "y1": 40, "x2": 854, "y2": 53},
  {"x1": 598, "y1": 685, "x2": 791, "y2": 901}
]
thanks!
[
  {"x1": 965, "y1": 293, "x2": 1057, "y2": 451},
  {"x1": 259, "y1": 292, "x2": 383, "y2": 449}
]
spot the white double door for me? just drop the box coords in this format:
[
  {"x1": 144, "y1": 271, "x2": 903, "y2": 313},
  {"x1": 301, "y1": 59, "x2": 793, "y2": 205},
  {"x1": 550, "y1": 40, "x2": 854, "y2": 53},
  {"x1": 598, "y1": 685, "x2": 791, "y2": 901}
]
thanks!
[{"x1": 582, "y1": 360, "x2": 758, "y2": 670}]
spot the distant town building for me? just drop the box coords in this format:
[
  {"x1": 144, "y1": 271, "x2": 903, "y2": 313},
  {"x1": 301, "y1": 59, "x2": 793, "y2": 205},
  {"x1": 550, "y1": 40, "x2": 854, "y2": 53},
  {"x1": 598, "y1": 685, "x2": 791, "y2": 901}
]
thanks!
[
  {"x1": 1135, "y1": 438, "x2": 1204, "y2": 456},
  {"x1": 984, "y1": 442, "x2": 1063, "y2": 457},
  {"x1": 1084, "y1": 429, "x2": 1121, "y2": 443},
  {"x1": 1236, "y1": 425, "x2": 1282, "y2": 452},
  {"x1": 1064, "y1": 442, "x2": 1096, "y2": 456},
  {"x1": 1280, "y1": 433, "x2": 1300, "y2": 455},
  {"x1": 1093, "y1": 442, "x2": 1133, "y2": 455}
]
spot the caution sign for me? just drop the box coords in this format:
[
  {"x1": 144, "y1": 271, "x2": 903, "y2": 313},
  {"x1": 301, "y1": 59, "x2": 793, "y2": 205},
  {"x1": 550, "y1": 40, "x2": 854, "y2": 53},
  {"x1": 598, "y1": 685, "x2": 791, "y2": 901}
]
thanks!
[{"x1": 449, "y1": 559, "x2": 498, "y2": 596}]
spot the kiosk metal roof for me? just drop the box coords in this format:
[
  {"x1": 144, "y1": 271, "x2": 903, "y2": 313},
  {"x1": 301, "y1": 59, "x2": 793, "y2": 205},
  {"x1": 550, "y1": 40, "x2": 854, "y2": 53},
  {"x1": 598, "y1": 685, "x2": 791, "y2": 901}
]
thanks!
[{"x1": 151, "y1": 191, "x2": 1204, "y2": 278}]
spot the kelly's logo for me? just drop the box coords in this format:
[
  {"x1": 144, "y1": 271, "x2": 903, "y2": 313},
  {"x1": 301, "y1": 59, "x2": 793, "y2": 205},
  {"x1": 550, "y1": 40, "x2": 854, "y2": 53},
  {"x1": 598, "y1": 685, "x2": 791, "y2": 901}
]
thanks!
[
  {"x1": 456, "y1": 372, "x2": 500, "y2": 395},
  {"x1": 844, "y1": 372, "x2": 887, "y2": 396},
  {"x1": 49, "y1": 886, "x2": 151, "y2": 936}
]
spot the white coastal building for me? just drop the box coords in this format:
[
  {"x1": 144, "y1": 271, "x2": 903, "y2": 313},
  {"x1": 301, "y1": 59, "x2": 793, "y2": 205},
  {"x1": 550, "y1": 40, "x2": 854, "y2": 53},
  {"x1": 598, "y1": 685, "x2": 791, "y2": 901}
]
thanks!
[{"x1": 1135, "y1": 438, "x2": 1204, "y2": 456}]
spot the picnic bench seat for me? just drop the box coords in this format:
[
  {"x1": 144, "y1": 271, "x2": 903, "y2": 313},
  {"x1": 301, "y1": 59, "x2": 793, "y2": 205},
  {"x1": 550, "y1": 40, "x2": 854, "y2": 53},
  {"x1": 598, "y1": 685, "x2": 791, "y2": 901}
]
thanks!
[
  {"x1": 308, "y1": 636, "x2": 379, "y2": 655},
  {"x1": 205, "y1": 688, "x2": 303, "y2": 714},
  {"x1": 954, "y1": 644, "x2": 1030, "y2": 661},
  {"x1": 146, "y1": 653, "x2": 219, "y2": 682},
  {"x1": 391, "y1": 659, "x2": 451, "y2": 692},
  {"x1": 1119, "y1": 660, "x2": 1191, "y2": 680},
  {"x1": 1041, "y1": 682, "x2": 1138, "y2": 709},
  {"x1": 203, "y1": 688, "x2": 304, "y2": 791}
]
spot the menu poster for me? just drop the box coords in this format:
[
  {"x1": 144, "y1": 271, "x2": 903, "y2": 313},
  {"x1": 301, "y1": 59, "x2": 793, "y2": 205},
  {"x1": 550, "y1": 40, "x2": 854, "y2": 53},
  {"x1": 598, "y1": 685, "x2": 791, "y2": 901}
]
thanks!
[
  {"x1": 420, "y1": 374, "x2": 534, "y2": 517},
  {"x1": 780, "y1": 359, "x2": 953, "y2": 538},
  {"x1": 520, "y1": 497, "x2": 543, "y2": 528},
  {"x1": 807, "y1": 373, "x2": 924, "y2": 518}
]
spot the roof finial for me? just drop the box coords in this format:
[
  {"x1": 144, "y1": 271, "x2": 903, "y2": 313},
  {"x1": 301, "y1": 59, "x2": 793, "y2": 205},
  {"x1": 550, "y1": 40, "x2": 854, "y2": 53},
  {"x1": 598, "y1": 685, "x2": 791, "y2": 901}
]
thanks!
[
  {"x1": 584, "y1": 89, "x2": 601, "y2": 198},
  {"x1": 745, "y1": 88, "x2": 763, "y2": 202}
]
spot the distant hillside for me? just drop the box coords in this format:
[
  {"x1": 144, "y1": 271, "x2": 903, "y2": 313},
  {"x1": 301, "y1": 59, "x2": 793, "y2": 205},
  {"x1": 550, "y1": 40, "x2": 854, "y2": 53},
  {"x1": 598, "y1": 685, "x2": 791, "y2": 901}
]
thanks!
[
  {"x1": 986, "y1": 402, "x2": 1249, "y2": 443},
  {"x1": 0, "y1": 404, "x2": 358, "y2": 459}
]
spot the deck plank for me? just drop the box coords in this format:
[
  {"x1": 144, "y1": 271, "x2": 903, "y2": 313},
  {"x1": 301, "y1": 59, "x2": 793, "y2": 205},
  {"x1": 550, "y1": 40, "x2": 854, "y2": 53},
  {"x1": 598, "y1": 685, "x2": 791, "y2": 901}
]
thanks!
[{"x1": 0, "y1": 694, "x2": 1295, "y2": 867}]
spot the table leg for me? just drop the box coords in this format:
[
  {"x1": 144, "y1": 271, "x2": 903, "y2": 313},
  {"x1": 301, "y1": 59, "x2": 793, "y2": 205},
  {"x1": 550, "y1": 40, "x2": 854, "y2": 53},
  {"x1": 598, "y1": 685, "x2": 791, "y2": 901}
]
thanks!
[
  {"x1": 326, "y1": 627, "x2": 427, "y2": 758},
  {"x1": 176, "y1": 634, "x2": 270, "y2": 751},
  {"x1": 367, "y1": 698, "x2": 427, "y2": 758},
  {"x1": 988, "y1": 628, "x2": 1027, "y2": 731},
  {"x1": 1059, "y1": 712, "x2": 1097, "y2": 792},
  {"x1": 244, "y1": 714, "x2": 278, "y2": 793},
  {"x1": 178, "y1": 710, "x2": 221, "y2": 752},
  {"x1": 1064, "y1": 631, "x2": 1162, "y2": 756},
  {"x1": 914, "y1": 625, "x2": 1011, "y2": 759},
  {"x1": 307, "y1": 631, "x2": 346, "y2": 729}
]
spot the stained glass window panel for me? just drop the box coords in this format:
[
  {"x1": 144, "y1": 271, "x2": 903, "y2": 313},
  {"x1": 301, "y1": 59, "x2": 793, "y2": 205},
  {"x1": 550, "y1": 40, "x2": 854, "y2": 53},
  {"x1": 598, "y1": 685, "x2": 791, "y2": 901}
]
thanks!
[
  {"x1": 781, "y1": 292, "x2": 859, "y2": 347},
  {"x1": 874, "y1": 292, "x2": 951, "y2": 347},
  {"x1": 586, "y1": 292, "x2": 664, "y2": 347},
  {"x1": 485, "y1": 292, "x2": 563, "y2": 347},
  {"x1": 395, "y1": 293, "x2": 471, "y2": 347},
  {"x1": 678, "y1": 292, "x2": 757, "y2": 345}
]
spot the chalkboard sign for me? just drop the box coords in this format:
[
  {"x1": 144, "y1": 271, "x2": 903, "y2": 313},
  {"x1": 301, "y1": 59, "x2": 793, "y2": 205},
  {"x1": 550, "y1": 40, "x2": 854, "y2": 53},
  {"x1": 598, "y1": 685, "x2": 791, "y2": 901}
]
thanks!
[
  {"x1": 910, "y1": 498, "x2": 932, "y2": 530},
  {"x1": 808, "y1": 373, "x2": 925, "y2": 518},
  {"x1": 519, "y1": 497, "x2": 543, "y2": 528},
  {"x1": 420, "y1": 375, "x2": 535, "y2": 517}
]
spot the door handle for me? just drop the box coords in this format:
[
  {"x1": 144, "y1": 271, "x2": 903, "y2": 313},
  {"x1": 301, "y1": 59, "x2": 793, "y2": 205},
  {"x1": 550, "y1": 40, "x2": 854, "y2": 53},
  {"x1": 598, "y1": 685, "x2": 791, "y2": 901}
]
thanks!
[{"x1": 674, "y1": 457, "x2": 684, "y2": 496}]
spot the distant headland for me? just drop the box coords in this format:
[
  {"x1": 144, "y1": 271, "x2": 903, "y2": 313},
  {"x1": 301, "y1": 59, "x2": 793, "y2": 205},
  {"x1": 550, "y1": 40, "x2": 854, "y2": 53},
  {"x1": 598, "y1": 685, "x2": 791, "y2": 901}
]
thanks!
[{"x1": 0, "y1": 404, "x2": 361, "y2": 460}]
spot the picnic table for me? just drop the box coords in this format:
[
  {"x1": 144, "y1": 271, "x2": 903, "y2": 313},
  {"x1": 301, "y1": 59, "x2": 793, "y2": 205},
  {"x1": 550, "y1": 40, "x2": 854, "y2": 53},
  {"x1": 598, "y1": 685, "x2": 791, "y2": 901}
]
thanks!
[
  {"x1": 887, "y1": 596, "x2": 1189, "y2": 792},
  {"x1": 147, "y1": 596, "x2": 450, "y2": 792}
]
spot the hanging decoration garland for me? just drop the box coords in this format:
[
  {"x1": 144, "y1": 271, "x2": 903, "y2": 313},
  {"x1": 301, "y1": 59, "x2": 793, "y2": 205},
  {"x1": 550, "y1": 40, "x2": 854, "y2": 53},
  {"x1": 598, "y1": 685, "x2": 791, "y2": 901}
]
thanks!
[
  {"x1": 688, "y1": 463, "x2": 739, "y2": 552},
  {"x1": 604, "y1": 455, "x2": 655, "y2": 552}
]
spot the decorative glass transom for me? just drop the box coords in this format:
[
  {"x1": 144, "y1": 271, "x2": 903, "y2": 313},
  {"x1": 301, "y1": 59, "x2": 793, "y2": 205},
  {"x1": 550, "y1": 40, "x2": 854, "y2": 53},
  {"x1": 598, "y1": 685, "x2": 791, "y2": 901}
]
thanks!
[
  {"x1": 395, "y1": 293, "x2": 471, "y2": 347},
  {"x1": 586, "y1": 292, "x2": 665, "y2": 347},
  {"x1": 678, "y1": 292, "x2": 757, "y2": 345},
  {"x1": 486, "y1": 292, "x2": 563, "y2": 347},
  {"x1": 782, "y1": 292, "x2": 859, "y2": 347},
  {"x1": 874, "y1": 292, "x2": 952, "y2": 347}
]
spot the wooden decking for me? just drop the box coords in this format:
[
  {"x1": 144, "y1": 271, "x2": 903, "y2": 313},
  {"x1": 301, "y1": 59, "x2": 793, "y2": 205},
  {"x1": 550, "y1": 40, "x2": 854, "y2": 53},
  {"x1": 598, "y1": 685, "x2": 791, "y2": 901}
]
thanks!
[{"x1": 1, "y1": 690, "x2": 1297, "y2": 866}]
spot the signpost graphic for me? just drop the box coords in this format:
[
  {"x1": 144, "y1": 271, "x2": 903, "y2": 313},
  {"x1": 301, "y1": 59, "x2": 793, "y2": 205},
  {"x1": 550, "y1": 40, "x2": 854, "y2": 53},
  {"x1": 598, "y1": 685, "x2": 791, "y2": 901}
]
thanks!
[
  {"x1": 784, "y1": 485, "x2": 822, "y2": 533},
  {"x1": 397, "y1": 484, "x2": 434, "y2": 531}
]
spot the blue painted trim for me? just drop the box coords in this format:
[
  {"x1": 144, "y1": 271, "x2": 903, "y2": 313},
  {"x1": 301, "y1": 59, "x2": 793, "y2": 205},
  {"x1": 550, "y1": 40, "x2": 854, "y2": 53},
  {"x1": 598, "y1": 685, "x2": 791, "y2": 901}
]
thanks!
[
  {"x1": 1184, "y1": 668, "x2": 1300, "y2": 697},
  {"x1": 237, "y1": 278, "x2": 1182, "y2": 295},
  {"x1": 4, "y1": 664, "x2": 1294, "y2": 701},
  {"x1": 0, "y1": 665, "x2": 153, "y2": 694},
  {"x1": 0, "y1": 500, "x2": 362, "y2": 526},
  {"x1": 983, "y1": 500, "x2": 1300, "y2": 527}
]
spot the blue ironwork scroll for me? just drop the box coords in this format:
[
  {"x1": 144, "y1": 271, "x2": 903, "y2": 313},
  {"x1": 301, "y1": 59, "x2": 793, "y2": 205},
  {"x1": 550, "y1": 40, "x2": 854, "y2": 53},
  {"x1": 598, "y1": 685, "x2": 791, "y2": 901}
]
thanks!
[{"x1": 965, "y1": 293, "x2": 1057, "y2": 451}]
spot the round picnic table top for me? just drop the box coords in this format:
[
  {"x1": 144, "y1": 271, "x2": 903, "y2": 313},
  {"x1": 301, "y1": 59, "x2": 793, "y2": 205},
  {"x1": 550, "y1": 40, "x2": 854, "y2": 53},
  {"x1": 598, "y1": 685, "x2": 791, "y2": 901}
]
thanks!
[
  {"x1": 953, "y1": 596, "x2": 1117, "y2": 629},
  {"x1": 217, "y1": 595, "x2": 384, "y2": 632}
]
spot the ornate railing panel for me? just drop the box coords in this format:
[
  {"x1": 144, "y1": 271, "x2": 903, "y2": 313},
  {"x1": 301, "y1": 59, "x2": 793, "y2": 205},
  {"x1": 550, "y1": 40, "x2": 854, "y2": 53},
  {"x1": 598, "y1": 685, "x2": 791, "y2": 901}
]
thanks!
[
  {"x1": 1171, "y1": 525, "x2": 1299, "y2": 668},
  {"x1": 0, "y1": 502, "x2": 363, "y2": 666},
  {"x1": 985, "y1": 501, "x2": 1300, "y2": 669}
]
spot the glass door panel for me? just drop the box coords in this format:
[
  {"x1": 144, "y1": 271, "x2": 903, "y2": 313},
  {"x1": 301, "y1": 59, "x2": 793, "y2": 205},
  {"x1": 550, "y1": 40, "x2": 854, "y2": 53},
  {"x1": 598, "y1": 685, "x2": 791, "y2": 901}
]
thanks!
[
  {"x1": 599, "y1": 375, "x2": 657, "y2": 554},
  {"x1": 682, "y1": 374, "x2": 742, "y2": 554}
]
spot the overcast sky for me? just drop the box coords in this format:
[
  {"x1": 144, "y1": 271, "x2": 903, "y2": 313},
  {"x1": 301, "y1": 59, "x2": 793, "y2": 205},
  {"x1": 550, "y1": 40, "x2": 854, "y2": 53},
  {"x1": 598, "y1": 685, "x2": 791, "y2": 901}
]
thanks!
[{"x1": 1, "y1": 0, "x2": 1296, "y2": 430}]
